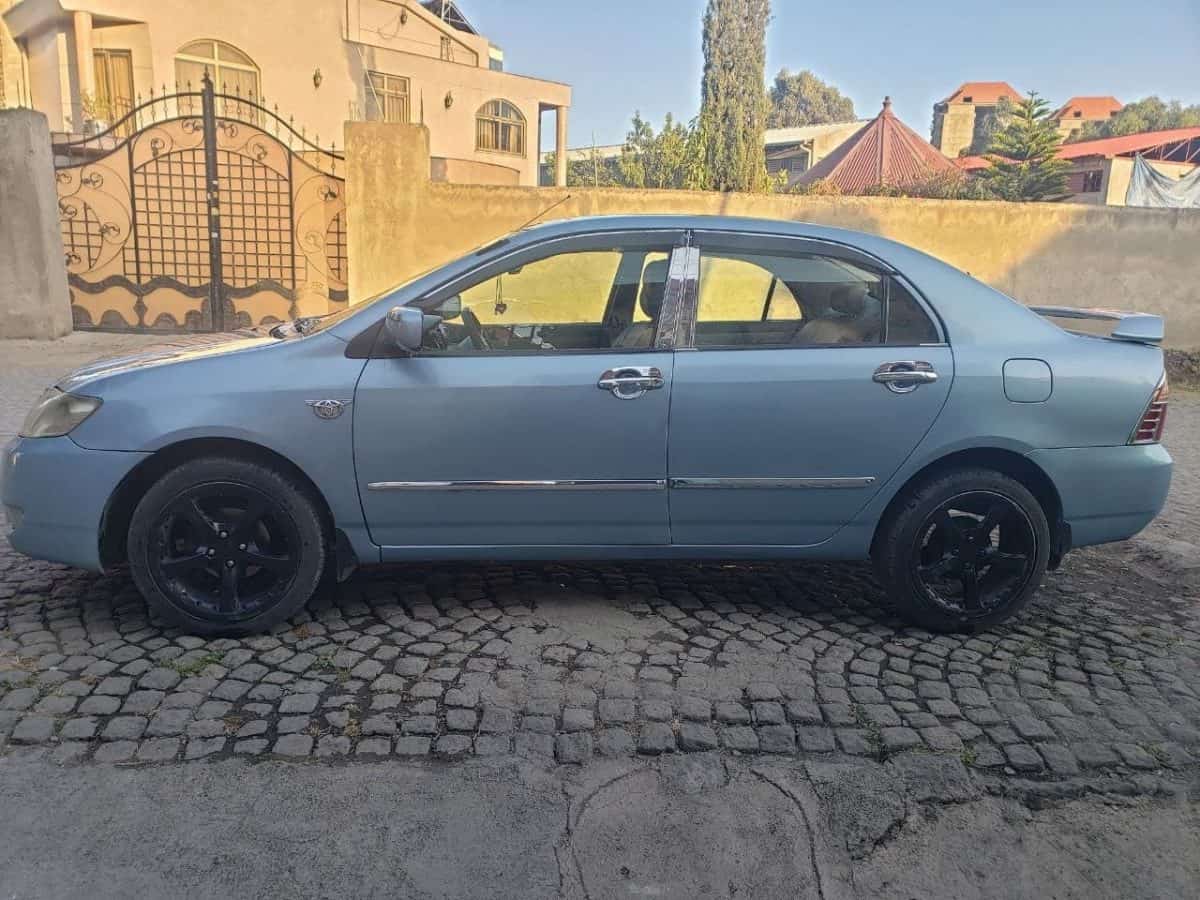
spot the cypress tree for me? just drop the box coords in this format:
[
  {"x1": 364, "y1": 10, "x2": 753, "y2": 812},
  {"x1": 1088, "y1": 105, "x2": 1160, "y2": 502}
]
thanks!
[{"x1": 691, "y1": 0, "x2": 772, "y2": 192}]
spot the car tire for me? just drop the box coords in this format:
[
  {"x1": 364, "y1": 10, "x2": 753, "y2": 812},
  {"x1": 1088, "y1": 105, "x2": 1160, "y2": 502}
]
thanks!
[
  {"x1": 127, "y1": 456, "x2": 328, "y2": 636},
  {"x1": 872, "y1": 467, "x2": 1051, "y2": 633}
]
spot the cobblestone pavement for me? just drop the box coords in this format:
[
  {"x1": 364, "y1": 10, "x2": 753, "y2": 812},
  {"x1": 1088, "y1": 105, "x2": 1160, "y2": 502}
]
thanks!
[{"x1": 1, "y1": 337, "x2": 1198, "y2": 800}]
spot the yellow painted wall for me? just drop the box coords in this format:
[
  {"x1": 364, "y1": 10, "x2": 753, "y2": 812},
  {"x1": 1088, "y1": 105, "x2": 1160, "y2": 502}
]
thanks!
[{"x1": 349, "y1": 123, "x2": 1200, "y2": 347}]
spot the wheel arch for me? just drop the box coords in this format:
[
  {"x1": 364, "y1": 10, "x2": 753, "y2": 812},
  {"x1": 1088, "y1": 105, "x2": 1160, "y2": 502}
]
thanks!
[
  {"x1": 99, "y1": 436, "x2": 345, "y2": 572},
  {"x1": 871, "y1": 447, "x2": 1066, "y2": 565}
]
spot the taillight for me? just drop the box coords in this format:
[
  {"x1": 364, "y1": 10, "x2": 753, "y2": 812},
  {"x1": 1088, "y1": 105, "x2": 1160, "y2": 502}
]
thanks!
[{"x1": 1130, "y1": 374, "x2": 1169, "y2": 444}]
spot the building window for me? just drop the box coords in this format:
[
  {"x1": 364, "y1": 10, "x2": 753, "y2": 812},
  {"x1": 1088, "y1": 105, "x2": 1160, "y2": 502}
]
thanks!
[
  {"x1": 440, "y1": 36, "x2": 454, "y2": 61},
  {"x1": 92, "y1": 49, "x2": 135, "y2": 135},
  {"x1": 174, "y1": 40, "x2": 260, "y2": 101},
  {"x1": 475, "y1": 99, "x2": 526, "y2": 155},
  {"x1": 365, "y1": 72, "x2": 410, "y2": 124},
  {"x1": 1082, "y1": 170, "x2": 1104, "y2": 193}
]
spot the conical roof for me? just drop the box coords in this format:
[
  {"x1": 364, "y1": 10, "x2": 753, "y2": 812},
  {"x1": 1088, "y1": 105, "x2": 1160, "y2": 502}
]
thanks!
[{"x1": 794, "y1": 98, "x2": 958, "y2": 194}]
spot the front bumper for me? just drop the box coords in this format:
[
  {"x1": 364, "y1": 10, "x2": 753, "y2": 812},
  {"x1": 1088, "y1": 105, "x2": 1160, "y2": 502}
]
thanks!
[
  {"x1": 1, "y1": 436, "x2": 149, "y2": 571},
  {"x1": 1029, "y1": 443, "x2": 1173, "y2": 549}
]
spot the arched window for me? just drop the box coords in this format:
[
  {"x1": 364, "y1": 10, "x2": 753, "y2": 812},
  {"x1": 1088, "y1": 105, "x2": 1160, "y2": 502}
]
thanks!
[
  {"x1": 174, "y1": 40, "x2": 260, "y2": 101},
  {"x1": 475, "y1": 100, "x2": 526, "y2": 156}
]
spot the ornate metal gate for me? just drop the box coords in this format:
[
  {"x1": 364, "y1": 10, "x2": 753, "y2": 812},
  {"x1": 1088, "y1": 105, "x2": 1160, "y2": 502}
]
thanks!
[{"x1": 54, "y1": 75, "x2": 348, "y2": 332}]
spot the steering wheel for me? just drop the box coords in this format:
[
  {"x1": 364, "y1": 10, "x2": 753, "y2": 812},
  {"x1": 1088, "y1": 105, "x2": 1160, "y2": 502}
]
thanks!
[{"x1": 460, "y1": 308, "x2": 491, "y2": 351}]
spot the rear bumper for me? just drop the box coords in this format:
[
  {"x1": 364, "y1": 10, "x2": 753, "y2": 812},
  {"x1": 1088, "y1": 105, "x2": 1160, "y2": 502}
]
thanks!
[
  {"x1": 1, "y1": 436, "x2": 148, "y2": 571},
  {"x1": 1029, "y1": 443, "x2": 1172, "y2": 549}
]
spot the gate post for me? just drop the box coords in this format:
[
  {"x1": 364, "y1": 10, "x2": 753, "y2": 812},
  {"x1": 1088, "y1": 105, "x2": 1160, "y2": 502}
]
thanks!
[
  {"x1": 200, "y1": 73, "x2": 224, "y2": 332},
  {"x1": 0, "y1": 109, "x2": 72, "y2": 339}
]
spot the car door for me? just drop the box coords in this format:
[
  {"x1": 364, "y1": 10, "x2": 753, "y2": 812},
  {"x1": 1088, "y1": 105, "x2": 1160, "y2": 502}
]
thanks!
[
  {"x1": 354, "y1": 230, "x2": 684, "y2": 554},
  {"x1": 668, "y1": 231, "x2": 953, "y2": 547}
]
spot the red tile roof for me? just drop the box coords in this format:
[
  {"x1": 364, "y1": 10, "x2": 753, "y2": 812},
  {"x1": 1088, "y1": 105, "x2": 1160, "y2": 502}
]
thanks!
[
  {"x1": 953, "y1": 155, "x2": 993, "y2": 171},
  {"x1": 1054, "y1": 96, "x2": 1123, "y2": 122},
  {"x1": 794, "y1": 98, "x2": 958, "y2": 194},
  {"x1": 942, "y1": 82, "x2": 1021, "y2": 105},
  {"x1": 1057, "y1": 127, "x2": 1200, "y2": 160}
]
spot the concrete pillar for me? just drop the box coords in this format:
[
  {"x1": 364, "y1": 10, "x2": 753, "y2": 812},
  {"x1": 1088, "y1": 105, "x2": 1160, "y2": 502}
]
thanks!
[
  {"x1": 0, "y1": 109, "x2": 72, "y2": 338},
  {"x1": 555, "y1": 105, "x2": 568, "y2": 188},
  {"x1": 344, "y1": 121, "x2": 431, "y2": 303},
  {"x1": 72, "y1": 11, "x2": 94, "y2": 128}
]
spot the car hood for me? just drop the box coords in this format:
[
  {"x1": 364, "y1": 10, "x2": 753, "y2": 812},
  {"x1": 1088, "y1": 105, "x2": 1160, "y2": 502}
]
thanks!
[{"x1": 57, "y1": 332, "x2": 274, "y2": 393}]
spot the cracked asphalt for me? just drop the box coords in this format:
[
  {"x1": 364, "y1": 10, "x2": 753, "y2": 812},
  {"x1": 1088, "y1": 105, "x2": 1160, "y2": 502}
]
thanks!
[{"x1": 2, "y1": 334, "x2": 1199, "y2": 898}]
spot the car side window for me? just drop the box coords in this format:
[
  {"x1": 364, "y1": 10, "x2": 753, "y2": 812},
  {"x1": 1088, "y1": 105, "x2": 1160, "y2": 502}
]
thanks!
[
  {"x1": 694, "y1": 248, "x2": 938, "y2": 348},
  {"x1": 420, "y1": 248, "x2": 671, "y2": 354},
  {"x1": 884, "y1": 279, "x2": 940, "y2": 345}
]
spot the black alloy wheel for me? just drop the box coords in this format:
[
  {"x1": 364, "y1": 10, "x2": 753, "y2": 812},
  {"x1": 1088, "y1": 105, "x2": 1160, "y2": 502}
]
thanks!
[
  {"x1": 147, "y1": 483, "x2": 301, "y2": 623},
  {"x1": 910, "y1": 491, "x2": 1038, "y2": 620},
  {"x1": 128, "y1": 456, "x2": 328, "y2": 635},
  {"x1": 873, "y1": 467, "x2": 1051, "y2": 632}
]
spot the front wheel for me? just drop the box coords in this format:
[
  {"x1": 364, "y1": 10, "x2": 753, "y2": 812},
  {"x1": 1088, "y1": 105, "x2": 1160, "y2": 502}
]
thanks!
[
  {"x1": 127, "y1": 456, "x2": 328, "y2": 636},
  {"x1": 873, "y1": 468, "x2": 1050, "y2": 632}
]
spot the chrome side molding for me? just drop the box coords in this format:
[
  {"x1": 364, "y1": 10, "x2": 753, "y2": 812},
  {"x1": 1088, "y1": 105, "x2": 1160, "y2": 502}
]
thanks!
[
  {"x1": 367, "y1": 477, "x2": 875, "y2": 492},
  {"x1": 669, "y1": 477, "x2": 876, "y2": 490},
  {"x1": 366, "y1": 479, "x2": 669, "y2": 492}
]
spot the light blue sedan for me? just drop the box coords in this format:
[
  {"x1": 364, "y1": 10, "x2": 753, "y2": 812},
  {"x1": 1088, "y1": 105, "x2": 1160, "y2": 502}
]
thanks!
[{"x1": 1, "y1": 216, "x2": 1172, "y2": 635}]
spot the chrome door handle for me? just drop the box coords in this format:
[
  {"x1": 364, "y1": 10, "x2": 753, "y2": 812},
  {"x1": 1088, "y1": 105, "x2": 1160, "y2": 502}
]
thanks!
[
  {"x1": 874, "y1": 361, "x2": 938, "y2": 394},
  {"x1": 598, "y1": 366, "x2": 665, "y2": 400}
]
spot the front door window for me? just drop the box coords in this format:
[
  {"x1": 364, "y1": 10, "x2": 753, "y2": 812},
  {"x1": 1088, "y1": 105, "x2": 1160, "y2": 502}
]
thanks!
[{"x1": 420, "y1": 247, "x2": 672, "y2": 354}]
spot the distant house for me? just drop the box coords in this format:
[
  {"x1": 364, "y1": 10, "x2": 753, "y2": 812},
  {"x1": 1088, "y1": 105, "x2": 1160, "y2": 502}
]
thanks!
[
  {"x1": 1057, "y1": 127, "x2": 1200, "y2": 205},
  {"x1": 763, "y1": 121, "x2": 867, "y2": 187},
  {"x1": 931, "y1": 81, "x2": 1022, "y2": 158},
  {"x1": 793, "y1": 98, "x2": 958, "y2": 195},
  {"x1": 0, "y1": 0, "x2": 571, "y2": 187},
  {"x1": 1053, "y1": 96, "x2": 1123, "y2": 140}
]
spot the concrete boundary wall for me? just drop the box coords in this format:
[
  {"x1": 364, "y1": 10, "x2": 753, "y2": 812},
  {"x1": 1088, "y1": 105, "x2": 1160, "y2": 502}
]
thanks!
[
  {"x1": 345, "y1": 122, "x2": 1200, "y2": 347},
  {"x1": 0, "y1": 109, "x2": 72, "y2": 340}
]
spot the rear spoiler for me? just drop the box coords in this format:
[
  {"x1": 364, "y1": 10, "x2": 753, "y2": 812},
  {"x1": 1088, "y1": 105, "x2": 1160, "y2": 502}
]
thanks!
[{"x1": 1029, "y1": 306, "x2": 1164, "y2": 345}]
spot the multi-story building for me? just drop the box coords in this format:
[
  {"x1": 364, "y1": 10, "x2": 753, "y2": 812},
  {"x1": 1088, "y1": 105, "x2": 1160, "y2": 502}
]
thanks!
[
  {"x1": 930, "y1": 81, "x2": 1022, "y2": 158},
  {"x1": 1052, "y1": 96, "x2": 1123, "y2": 140},
  {"x1": 0, "y1": 0, "x2": 571, "y2": 186}
]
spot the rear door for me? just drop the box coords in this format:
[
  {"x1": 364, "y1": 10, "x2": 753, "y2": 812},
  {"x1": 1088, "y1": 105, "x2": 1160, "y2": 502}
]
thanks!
[
  {"x1": 668, "y1": 232, "x2": 953, "y2": 546},
  {"x1": 353, "y1": 230, "x2": 685, "y2": 553}
]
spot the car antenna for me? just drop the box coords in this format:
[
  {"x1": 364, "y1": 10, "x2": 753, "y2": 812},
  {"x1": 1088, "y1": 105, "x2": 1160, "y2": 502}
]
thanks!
[{"x1": 516, "y1": 194, "x2": 572, "y2": 231}]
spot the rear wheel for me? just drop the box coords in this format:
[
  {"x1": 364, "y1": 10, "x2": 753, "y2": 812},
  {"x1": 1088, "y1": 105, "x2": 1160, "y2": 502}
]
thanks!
[
  {"x1": 127, "y1": 457, "x2": 327, "y2": 636},
  {"x1": 873, "y1": 468, "x2": 1050, "y2": 632}
]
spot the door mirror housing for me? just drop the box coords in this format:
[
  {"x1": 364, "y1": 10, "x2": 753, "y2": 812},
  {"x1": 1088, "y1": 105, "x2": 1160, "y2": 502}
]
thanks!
[{"x1": 384, "y1": 306, "x2": 438, "y2": 352}]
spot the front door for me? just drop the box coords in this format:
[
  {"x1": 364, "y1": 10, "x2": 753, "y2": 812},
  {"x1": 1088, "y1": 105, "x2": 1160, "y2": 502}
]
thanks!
[
  {"x1": 354, "y1": 231, "x2": 683, "y2": 553},
  {"x1": 668, "y1": 233, "x2": 953, "y2": 546}
]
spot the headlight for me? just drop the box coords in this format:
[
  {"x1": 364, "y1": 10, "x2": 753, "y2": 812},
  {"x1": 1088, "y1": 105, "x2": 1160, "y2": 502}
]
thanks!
[{"x1": 19, "y1": 389, "x2": 103, "y2": 438}]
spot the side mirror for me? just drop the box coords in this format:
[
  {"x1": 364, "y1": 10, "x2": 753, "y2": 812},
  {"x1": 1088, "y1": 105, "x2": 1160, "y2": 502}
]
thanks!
[{"x1": 384, "y1": 306, "x2": 434, "y2": 353}]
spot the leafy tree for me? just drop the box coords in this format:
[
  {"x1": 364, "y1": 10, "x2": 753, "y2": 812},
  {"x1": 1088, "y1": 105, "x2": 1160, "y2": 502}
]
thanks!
[
  {"x1": 860, "y1": 171, "x2": 993, "y2": 201},
  {"x1": 543, "y1": 112, "x2": 694, "y2": 189},
  {"x1": 980, "y1": 92, "x2": 1071, "y2": 201},
  {"x1": 767, "y1": 69, "x2": 856, "y2": 128},
  {"x1": 691, "y1": 0, "x2": 772, "y2": 192},
  {"x1": 1070, "y1": 96, "x2": 1200, "y2": 141},
  {"x1": 542, "y1": 147, "x2": 621, "y2": 188}
]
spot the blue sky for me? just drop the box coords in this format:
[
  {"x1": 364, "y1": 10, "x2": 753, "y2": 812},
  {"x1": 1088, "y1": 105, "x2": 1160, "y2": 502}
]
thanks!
[{"x1": 462, "y1": 0, "x2": 1200, "y2": 150}]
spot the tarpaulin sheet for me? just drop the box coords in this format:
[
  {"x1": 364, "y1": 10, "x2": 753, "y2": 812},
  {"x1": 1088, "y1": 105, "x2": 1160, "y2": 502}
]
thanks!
[{"x1": 1125, "y1": 153, "x2": 1200, "y2": 208}]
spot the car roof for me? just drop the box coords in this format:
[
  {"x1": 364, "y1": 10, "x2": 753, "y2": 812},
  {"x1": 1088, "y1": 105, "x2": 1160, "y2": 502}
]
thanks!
[{"x1": 519, "y1": 214, "x2": 887, "y2": 250}]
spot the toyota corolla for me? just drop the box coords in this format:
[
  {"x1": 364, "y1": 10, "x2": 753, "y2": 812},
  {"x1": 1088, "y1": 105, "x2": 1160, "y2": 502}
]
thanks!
[{"x1": 1, "y1": 216, "x2": 1172, "y2": 635}]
